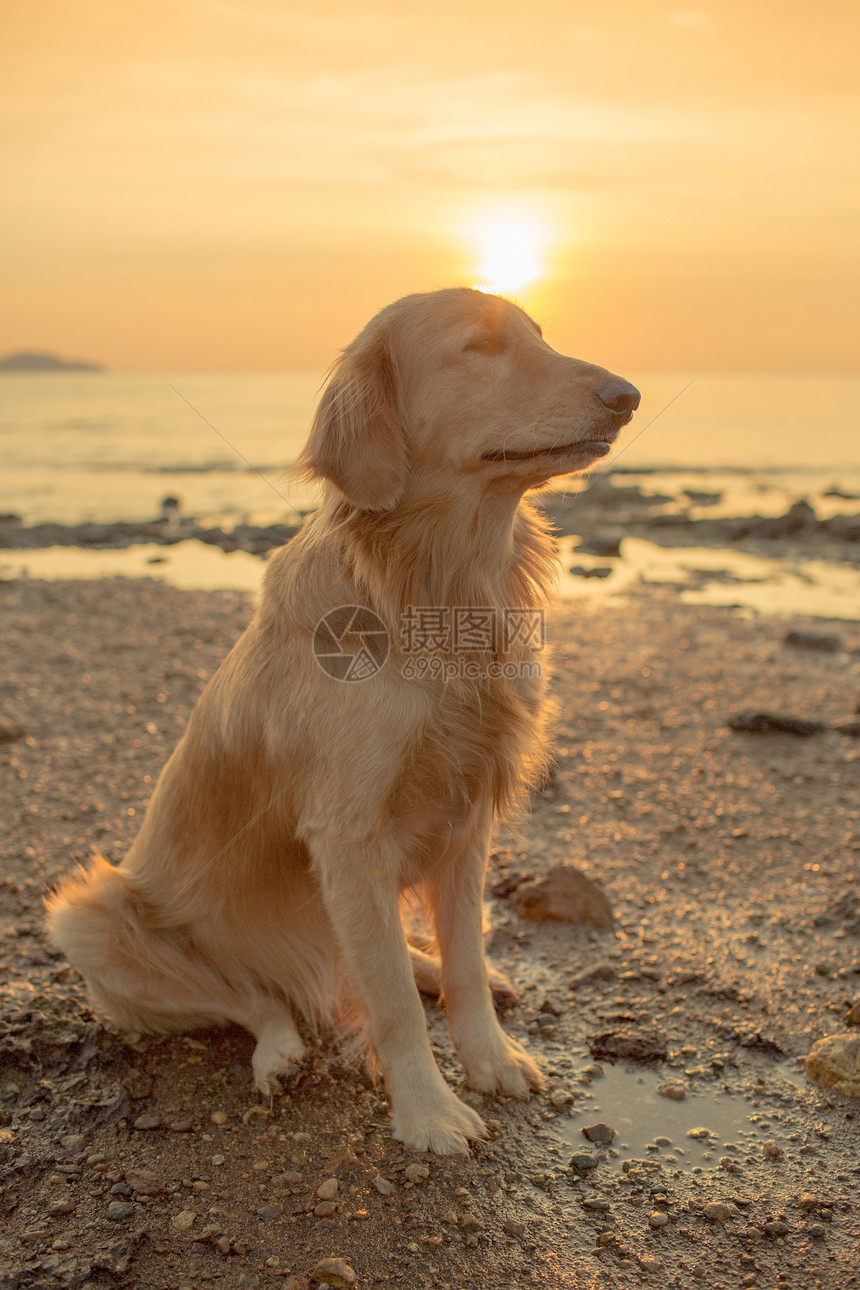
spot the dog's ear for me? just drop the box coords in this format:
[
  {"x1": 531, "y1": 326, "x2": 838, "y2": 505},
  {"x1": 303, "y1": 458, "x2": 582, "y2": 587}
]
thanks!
[{"x1": 295, "y1": 327, "x2": 407, "y2": 511}]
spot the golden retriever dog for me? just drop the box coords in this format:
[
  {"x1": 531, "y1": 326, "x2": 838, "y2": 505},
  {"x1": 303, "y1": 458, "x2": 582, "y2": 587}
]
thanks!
[{"x1": 46, "y1": 288, "x2": 639, "y2": 1154}]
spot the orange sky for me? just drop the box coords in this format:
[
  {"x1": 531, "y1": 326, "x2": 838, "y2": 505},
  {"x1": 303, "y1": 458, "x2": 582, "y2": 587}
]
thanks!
[{"x1": 2, "y1": 0, "x2": 858, "y2": 371}]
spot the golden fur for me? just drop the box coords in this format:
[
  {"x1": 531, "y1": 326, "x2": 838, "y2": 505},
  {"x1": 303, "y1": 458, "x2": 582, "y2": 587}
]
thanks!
[{"x1": 46, "y1": 288, "x2": 639, "y2": 1153}]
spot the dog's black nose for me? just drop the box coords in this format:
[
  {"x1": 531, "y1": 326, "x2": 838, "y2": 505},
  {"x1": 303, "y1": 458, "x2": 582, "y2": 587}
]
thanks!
[{"x1": 596, "y1": 377, "x2": 641, "y2": 417}]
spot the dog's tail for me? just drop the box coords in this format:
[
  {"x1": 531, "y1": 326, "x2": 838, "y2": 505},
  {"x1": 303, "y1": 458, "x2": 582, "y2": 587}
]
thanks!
[{"x1": 45, "y1": 855, "x2": 238, "y2": 1033}]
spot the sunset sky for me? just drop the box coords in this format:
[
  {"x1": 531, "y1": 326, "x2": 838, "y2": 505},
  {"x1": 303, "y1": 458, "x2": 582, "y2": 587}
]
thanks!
[{"x1": 2, "y1": 0, "x2": 858, "y2": 371}]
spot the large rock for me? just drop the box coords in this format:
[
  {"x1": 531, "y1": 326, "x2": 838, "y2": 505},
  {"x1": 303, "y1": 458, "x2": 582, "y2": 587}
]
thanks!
[
  {"x1": 805, "y1": 1033, "x2": 860, "y2": 1098},
  {"x1": 510, "y1": 864, "x2": 614, "y2": 928}
]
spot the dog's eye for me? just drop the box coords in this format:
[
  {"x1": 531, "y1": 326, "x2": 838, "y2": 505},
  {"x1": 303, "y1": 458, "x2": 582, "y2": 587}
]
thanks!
[{"x1": 465, "y1": 335, "x2": 506, "y2": 355}]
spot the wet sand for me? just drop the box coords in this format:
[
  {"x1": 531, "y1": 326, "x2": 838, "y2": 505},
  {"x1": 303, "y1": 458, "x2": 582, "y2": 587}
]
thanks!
[{"x1": 1, "y1": 572, "x2": 859, "y2": 1288}]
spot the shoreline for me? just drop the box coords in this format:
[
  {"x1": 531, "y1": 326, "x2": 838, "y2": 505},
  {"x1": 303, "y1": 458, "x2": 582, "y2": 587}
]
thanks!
[{"x1": 2, "y1": 478, "x2": 860, "y2": 554}]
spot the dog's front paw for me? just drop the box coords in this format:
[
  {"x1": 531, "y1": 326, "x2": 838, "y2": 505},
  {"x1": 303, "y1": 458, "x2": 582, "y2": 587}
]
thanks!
[
  {"x1": 391, "y1": 1085, "x2": 487, "y2": 1155},
  {"x1": 459, "y1": 1030, "x2": 545, "y2": 1098},
  {"x1": 251, "y1": 1022, "x2": 306, "y2": 1096}
]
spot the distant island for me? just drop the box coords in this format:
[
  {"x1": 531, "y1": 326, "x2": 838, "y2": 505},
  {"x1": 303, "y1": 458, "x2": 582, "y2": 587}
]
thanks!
[{"x1": 0, "y1": 350, "x2": 104, "y2": 373}]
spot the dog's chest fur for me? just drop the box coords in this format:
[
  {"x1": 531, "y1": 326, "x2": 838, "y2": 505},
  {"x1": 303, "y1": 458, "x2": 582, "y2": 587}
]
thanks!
[{"x1": 387, "y1": 659, "x2": 550, "y2": 856}]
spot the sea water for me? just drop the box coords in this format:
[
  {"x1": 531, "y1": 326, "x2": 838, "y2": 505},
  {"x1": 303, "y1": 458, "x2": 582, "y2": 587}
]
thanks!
[{"x1": 2, "y1": 370, "x2": 859, "y2": 527}]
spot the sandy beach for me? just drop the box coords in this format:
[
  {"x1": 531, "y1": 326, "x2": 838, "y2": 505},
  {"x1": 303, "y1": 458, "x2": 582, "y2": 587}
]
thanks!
[{"x1": 1, "y1": 565, "x2": 859, "y2": 1289}]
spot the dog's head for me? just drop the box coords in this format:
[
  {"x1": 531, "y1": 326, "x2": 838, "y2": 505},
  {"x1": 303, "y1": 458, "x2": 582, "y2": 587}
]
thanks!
[{"x1": 296, "y1": 288, "x2": 639, "y2": 512}]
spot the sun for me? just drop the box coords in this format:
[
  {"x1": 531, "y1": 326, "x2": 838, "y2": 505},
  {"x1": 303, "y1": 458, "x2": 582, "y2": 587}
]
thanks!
[{"x1": 473, "y1": 216, "x2": 543, "y2": 296}]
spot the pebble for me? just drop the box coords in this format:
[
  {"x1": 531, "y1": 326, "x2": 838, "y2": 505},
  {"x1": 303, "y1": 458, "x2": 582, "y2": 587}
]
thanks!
[
  {"x1": 764, "y1": 1219, "x2": 789, "y2": 1237},
  {"x1": 569, "y1": 1151, "x2": 599, "y2": 1174},
  {"x1": 582, "y1": 1122, "x2": 616, "y2": 1145},
  {"x1": 658, "y1": 1081, "x2": 686, "y2": 1100},
  {"x1": 59, "y1": 1134, "x2": 87, "y2": 1155},
  {"x1": 504, "y1": 1218, "x2": 526, "y2": 1238},
  {"x1": 314, "y1": 1201, "x2": 338, "y2": 1218},
  {"x1": 809, "y1": 1224, "x2": 827, "y2": 1238},
  {"x1": 582, "y1": 1198, "x2": 611, "y2": 1212},
  {"x1": 687, "y1": 1127, "x2": 713, "y2": 1140},
  {"x1": 107, "y1": 1202, "x2": 135, "y2": 1222},
  {"x1": 373, "y1": 1176, "x2": 394, "y2": 1196},
  {"x1": 48, "y1": 1202, "x2": 75, "y2": 1217},
  {"x1": 125, "y1": 1167, "x2": 163, "y2": 1195},
  {"x1": 210, "y1": 1110, "x2": 229, "y2": 1125},
  {"x1": 310, "y1": 1257, "x2": 357, "y2": 1287},
  {"x1": 796, "y1": 1192, "x2": 821, "y2": 1211},
  {"x1": 257, "y1": 1203, "x2": 282, "y2": 1220},
  {"x1": 216, "y1": 1236, "x2": 233, "y2": 1256},
  {"x1": 549, "y1": 1088, "x2": 574, "y2": 1107},
  {"x1": 317, "y1": 1177, "x2": 339, "y2": 1200},
  {"x1": 784, "y1": 629, "x2": 842, "y2": 652},
  {"x1": 648, "y1": 1210, "x2": 669, "y2": 1228},
  {"x1": 172, "y1": 1209, "x2": 197, "y2": 1230},
  {"x1": 404, "y1": 1163, "x2": 430, "y2": 1184},
  {"x1": 702, "y1": 1201, "x2": 735, "y2": 1222},
  {"x1": 762, "y1": 1140, "x2": 783, "y2": 1159},
  {"x1": 132, "y1": 1114, "x2": 162, "y2": 1131},
  {"x1": 460, "y1": 1212, "x2": 485, "y2": 1231}
]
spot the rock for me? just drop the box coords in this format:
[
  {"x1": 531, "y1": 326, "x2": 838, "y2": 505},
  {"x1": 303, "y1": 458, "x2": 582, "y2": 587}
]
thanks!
[
  {"x1": 404, "y1": 1162, "x2": 430, "y2": 1184},
  {"x1": 764, "y1": 1219, "x2": 790, "y2": 1237},
  {"x1": 0, "y1": 721, "x2": 26, "y2": 744},
  {"x1": 728, "y1": 711, "x2": 827, "y2": 737},
  {"x1": 460, "y1": 1212, "x2": 485, "y2": 1231},
  {"x1": 504, "y1": 1217, "x2": 526, "y2": 1237},
  {"x1": 549, "y1": 1088, "x2": 574, "y2": 1107},
  {"x1": 510, "y1": 864, "x2": 614, "y2": 927},
  {"x1": 257, "y1": 1202, "x2": 282, "y2": 1220},
  {"x1": 588, "y1": 1024, "x2": 668, "y2": 1063},
  {"x1": 796, "y1": 1192, "x2": 822, "y2": 1212},
  {"x1": 805, "y1": 1033, "x2": 860, "y2": 1097},
  {"x1": 568, "y1": 564, "x2": 613, "y2": 579},
  {"x1": 658, "y1": 1081, "x2": 686, "y2": 1100},
  {"x1": 784, "y1": 629, "x2": 842, "y2": 652},
  {"x1": 216, "y1": 1236, "x2": 233, "y2": 1256},
  {"x1": 125, "y1": 1167, "x2": 163, "y2": 1195},
  {"x1": 762, "y1": 1140, "x2": 783, "y2": 1159},
  {"x1": 314, "y1": 1201, "x2": 338, "y2": 1218},
  {"x1": 687, "y1": 1127, "x2": 713, "y2": 1140},
  {"x1": 48, "y1": 1201, "x2": 75, "y2": 1217},
  {"x1": 373, "y1": 1176, "x2": 394, "y2": 1196},
  {"x1": 569, "y1": 961, "x2": 617, "y2": 989},
  {"x1": 835, "y1": 719, "x2": 860, "y2": 737},
  {"x1": 58, "y1": 1134, "x2": 87, "y2": 1155},
  {"x1": 316, "y1": 1177, "x2": 339, "y2": 1200},
  {"x1": 310, "y1": 1257, "x2": 357, "y2": 1287},
  {"x1": 132, "y1": 1113, "x2": 162, "y2": 1130},
  {"x1": 106, "y1": 1202, "x2": 135, "y2": 1222},
  {"x1": 648, "y1": 1210, "x2": 669, "y2": 1228},
  {"x1": 845, "y1": 1002, "x2": 860, "y2": 1026},
  {"x1": 576, "y1": 534, "x2": 623, "y2": 558},
  {"x1": 210, "y1": 1110, "x2": 229, "y2": 1125},
  {"x1": 569, "y1": 1151, "x2": 600, "y2": 1174},
  {"x1": 582, "y1": 1122, "x2": 616, "y2": 1145},
  {"x1": 702, "y1": 1201, "x2": 735, "y2": 1222},
  {"x1": 171, "y1": 1209, "x2": 197, "y2": 1230},
  {"x1": 582, "y1": 1197, "x2": 611, "y2": 1212}
]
